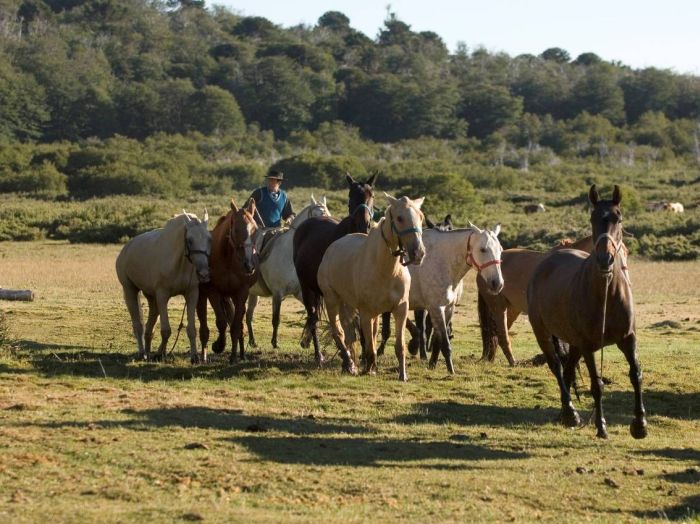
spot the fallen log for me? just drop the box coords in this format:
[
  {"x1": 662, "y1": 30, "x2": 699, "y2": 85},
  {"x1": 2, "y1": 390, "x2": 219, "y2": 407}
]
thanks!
[{"x1": 0, "y1": 288, "x2": 34, "y2": 301}]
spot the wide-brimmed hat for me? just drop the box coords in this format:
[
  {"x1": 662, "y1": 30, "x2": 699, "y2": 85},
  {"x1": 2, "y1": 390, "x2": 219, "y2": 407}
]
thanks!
[{"x1": 267, "y1": 170, "x2": 284, "y2": 180}]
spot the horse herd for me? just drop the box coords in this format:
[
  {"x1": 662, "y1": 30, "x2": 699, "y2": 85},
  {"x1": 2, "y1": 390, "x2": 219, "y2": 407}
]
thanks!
[{"x1": 116, "y1": 178, "x2": 647, "y2": 439}]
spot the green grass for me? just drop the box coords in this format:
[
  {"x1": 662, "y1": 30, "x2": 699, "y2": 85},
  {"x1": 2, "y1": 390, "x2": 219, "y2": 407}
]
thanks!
[{"x1": 0, "y1": 241, "x2": 698, "y2": 522}]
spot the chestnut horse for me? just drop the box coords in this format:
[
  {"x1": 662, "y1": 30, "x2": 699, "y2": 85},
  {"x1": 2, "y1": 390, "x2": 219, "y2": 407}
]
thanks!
[
  {"x1": 527, "y1": 185, "x2": 647, "y2": 439},
  {"x1": 478, "y1": 236, "x2": 630, "y2": 365},
  {"x1": 197, "y1": 199, "x2": 258, "y2": 363},
  {"x1": 293, "y1": 174, "x2": 377, "y2": 365}
]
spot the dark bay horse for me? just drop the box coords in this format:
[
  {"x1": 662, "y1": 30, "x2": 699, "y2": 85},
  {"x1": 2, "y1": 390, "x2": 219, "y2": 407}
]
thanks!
[
  {"x1": 527, "y1": 185, "x2": 647, "y2": 439},
  {"x1": 293, "y1": 173, "x2": 377, "y2": 365},
  {"x1": 197, "y1": 198, "x2": 258, "y2": 363}
]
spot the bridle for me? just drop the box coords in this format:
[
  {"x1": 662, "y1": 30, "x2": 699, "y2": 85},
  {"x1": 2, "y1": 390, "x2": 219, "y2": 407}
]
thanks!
[
  {"x1": 184, "y1": 227, "x2": 210, "y2": 264},
  {"x1": 380, "y1": 208, "x2": 423, "y2": 266},
  {"x1": 228, "y1": 211, "x2": 257, "y2": 257},
  {"x1": 594, "y1": 232, "x2": 627, "y2": 272},
  {"x1": 466, "y1": 230, "x2": 502, "y2": 273},
  {"x1": 350, "y1": 202, "x2": 374, "y2": 220}
]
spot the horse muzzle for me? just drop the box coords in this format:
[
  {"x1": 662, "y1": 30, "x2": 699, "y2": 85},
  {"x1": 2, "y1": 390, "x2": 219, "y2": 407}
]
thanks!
[
  {"x1": 197, "y1": 270, "x2": 211, "y2": 284},
  {"x1": 597, "y1": 253, "x2": 614, "y2": 275}
]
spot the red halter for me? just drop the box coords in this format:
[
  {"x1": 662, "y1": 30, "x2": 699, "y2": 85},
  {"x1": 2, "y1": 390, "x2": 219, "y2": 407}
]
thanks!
[{"x1": 466, "y1": 232, "x2": 502, "y2": 273}]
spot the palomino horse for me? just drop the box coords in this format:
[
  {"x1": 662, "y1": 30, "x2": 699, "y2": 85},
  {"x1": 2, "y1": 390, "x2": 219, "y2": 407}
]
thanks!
[
  {"x1": 116, "y1": 211, "x2": 211, "y2": 363},
  {"x1": 318, "y1": 194, "x2": 426, "y2": 380},
  {"x1": 527, "y1": 185, "x2": 647, "y2": 439},
  {"x1": 197, "y1": 199, "x2": 258, "y2": 363},
  {"x1": 478, "y1": 236, "x2": 630, "y2": 365},
  {"x1": 246, "y1": 197, "x2": 331, "y2": 349},
  {"x1": 407, "y1": 223, "x2": 504, "y2": 373},
  {"x1": 293, "y1": 174, "x2": 377, "y2": 365}
]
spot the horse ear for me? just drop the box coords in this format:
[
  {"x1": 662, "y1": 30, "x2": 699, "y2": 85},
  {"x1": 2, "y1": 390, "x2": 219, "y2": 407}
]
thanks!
[
  {"x1": 203, "y1": 208, "x2": 209, "y2": 225},
  {"x1": 444, "y1": 214, "x2": 453, "y2": 226},
  {"x1": 493, "y1": 224, "x2": 501, "y2": 237},
  {"x1": 322, "y1": 196, "x2": 327, "y2": 206},
  {"x1": 468, "y1": 221, "x2": 482, "y2": 233},
  {"x1": 310, "y1": 194, "x2": 317, "y2": 204},
  {"x1": 425, "y1": 216, "x2": 435, "y2": 229},
  {"x1": 384, "y1": 192, "x2": 397, "y2": 206},
  {"x1": 182, "y1": 209, "x2": 191, "y2": 222},
  {"x1": 412, "y1": 196, "x2": 425, "y2": 209},
  {"x1": 366, "y1": 172, "x2": 378, "y2": 187},
  {"x1": 612, "y1": 185, "x2": 622, "y2": 205},
  {"x1": 589, "y1": 185, "x2": 600, "y2": 206},
  {"x1": 345, "y1": 173, "x2": 356, "y2": 187},
  {"x1": 245, "y1": 197, "x2": 256, "y2": 214},
  {"x1": 230, "y1": 199, "x2": 239, "y2": 212}
]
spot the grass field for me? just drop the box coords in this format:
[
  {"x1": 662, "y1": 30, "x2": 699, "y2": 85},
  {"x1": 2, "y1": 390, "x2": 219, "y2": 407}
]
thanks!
[{"x1": 0, "y1": 240, "x2": 698, "y2": 522}]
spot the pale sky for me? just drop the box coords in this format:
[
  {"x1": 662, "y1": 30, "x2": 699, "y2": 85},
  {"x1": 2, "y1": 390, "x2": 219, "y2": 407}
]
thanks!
[{"x1": 215, "y1": 0, "x2": 700, "y2": 75}]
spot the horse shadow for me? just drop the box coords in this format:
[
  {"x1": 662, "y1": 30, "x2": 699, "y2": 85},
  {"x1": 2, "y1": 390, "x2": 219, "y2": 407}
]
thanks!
[
  {"x1": 228, "y1": 434, "x2": 529, "y2": 469},
  {"x1": 633, "y1": 494, "x2": 699, "y2": 521},
  {"x1": 390, "y1": 400, "x2": 560, "y2": 428},
  {"x1": 14, "y1": 340, "x2": 320, "y2": 382},
  {"x1": 604, "y1": 390, "x2": 699, "y2": 421},
  {"x1": 19, "y1": 405, "x2": 372, "y2": 436}
]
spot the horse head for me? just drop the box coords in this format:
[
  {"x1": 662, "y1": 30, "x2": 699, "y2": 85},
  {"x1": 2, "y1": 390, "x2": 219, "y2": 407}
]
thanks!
[
  {"x1": 294, "y1": 195, "x2": 331, "y2": 227},
  {"x1": 182, "y1": 208, "x2": 211, "y2": 283},
  {"x1": 346, "y1": 172, "x2": 377, "y2": 234},
  {"x1": 384, "y1": 193, "x2": 426, "y2": 266},
  {"x1": 589, "y1": 184, "x2": 624, "y2": 276},
  {"x1": 467, "y1": 222, "x2": 504, "y2": 294},
  {"x1": 229, "y1": 198, "x2": 258, "y2": 276}
]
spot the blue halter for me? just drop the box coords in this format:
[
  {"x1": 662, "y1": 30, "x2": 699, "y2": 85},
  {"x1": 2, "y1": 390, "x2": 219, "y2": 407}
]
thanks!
[{"x1": 351, "y1": 203, "x2": 373, "y2": 217}]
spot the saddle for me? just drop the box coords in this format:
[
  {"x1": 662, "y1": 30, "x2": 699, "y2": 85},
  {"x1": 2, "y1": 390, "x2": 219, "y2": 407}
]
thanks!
[{"x1": 256, "y1": 226, "x2": 287, "y2": 263}]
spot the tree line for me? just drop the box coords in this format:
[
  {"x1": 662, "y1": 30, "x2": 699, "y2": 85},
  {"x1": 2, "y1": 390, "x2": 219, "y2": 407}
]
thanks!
[{"x1": 0, "y1": 0, "x2": 699, "y2": 154}]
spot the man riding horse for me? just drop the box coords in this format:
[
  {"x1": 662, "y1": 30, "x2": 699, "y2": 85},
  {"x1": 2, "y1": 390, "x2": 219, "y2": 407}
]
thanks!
[
  {"x1": 248, "y1": 169, "x2": 295, "y2": 262},
  {"x1": 249, "y1": 169, "x2": 295, "y2": 229}
]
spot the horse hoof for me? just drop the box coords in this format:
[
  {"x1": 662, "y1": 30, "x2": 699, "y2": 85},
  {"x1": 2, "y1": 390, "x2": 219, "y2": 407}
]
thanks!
[
  {"x1": 596, "y1": 426, "x2": 609, "y2": 439},
  {"x1": 342, "y1": 362, "x2": 358, "y2": 376},
  {"x1": 407, "y1": 339, "x2": 419, "y2": 356},
  {"x1": 398, "y1": 372, "x2": 408, "y2": 382},
  {"x1": 248, "y1": 339, "x2": 257, "y2": 349},
  {"x1": 377, "y1": 344, "x2": 385, "y2": 357},
  {"x1": 212, "y1": 340, "x2": 225, "y2": 354},
  {"x1": 427, "y1": 359, "x2": 437, "y2": 370},
  {"x1": 445, "y1": 359, "x2": 455, "y2": 375},
  {"x1": 561, "y1": 408, "x2": 581, "y2": 428},
  {"x1": 190, "y1": 355, "x2": 200, "y2": 365},
  {"x1": 271, "y1": 340, "x2": 278, "y2": 349},
  {"x1": 150, "y1": 354, "x2": 164, "y2": 363},
  {"x1": 630, "y1": 418, "x2": 648, "y2": 439}
]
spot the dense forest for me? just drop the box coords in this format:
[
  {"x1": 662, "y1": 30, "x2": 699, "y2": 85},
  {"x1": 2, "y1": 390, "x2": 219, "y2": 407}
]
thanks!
[{"x1": 0, "y1": 0, "x2": 698, "y2": 259}]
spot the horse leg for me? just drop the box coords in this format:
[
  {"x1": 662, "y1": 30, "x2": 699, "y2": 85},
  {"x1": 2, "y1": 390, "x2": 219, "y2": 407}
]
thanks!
[
  {"x1": 209, "y1": 291, "x2": 228, "y2": 354},
  {"x1": 582, "y1": 350, "x2": 607, "y2": 439},
  {"x1": 377, "y1": 311, "x2": 391, "y2": 356},
  {"x1": 535, "y1": 331, "x2": 580, "y2": 427},
  {"x1": 143, "y1": 294, "x2": 158, "y2": 361},
  {"x1": 495, "y1": 307, "x2": 516, "y2": 366},
  {"x1": 123, "y1": 284, "x2": 145, "y2": 360},
  {"x1": 392, "y1": 301, "x2": 409, "y2": 382},
  {"x1": 185, "y1": 287, "x2": 200, "y2": 364},
  {"x1": 196, "y1": 290, "x2": 209, "y2": 363},
  {"x1": 562, "y1": 344, "x2": 581, "y2": 394},
  {"x1": 230, "y1": 295, "x2": 246, "y2": 363},
  {"x1": 154, "y1": 290, "x2": 171, "y2": 361},
  {"x1": 246, "y1": 294, "x2": 258, "y2": 348},
  {"x1": 618, "y1": 334, "x2": 648, "y2": 439},
  {"x1": 425, "y1": 311, "x2": 434, "y2": 356},
  {"x1": 428, "y1": 307, "x2": 453, "y2": 373},
  {"x1": 408, "y1": 310, "x2": 425, "y2": 359},
  {"x1": 325, "y1": 293, "x2": 356, "y2": 375},
  {"x1": 360, "y1": 313, "x2": 377, "y2": 375},
  {"x1": 271, "y1": 293, "x2": 282, "y2": 349}
]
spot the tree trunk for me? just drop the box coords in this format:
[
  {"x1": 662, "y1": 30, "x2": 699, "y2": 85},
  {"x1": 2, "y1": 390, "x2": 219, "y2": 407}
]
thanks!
[{"x1": 0, "y1": 289, "x2": 34, "y2": 301}]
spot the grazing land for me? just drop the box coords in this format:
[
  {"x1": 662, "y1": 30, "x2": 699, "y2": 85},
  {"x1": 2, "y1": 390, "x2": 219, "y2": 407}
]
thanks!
[{"x1": 0, "y1": 241, "x2": 698, "y2": 522}]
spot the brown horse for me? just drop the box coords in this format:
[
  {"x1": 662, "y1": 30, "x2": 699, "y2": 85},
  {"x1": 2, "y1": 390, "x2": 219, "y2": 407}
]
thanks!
[
  {"x1": 197, "y1": 198, "x2": 258, "y2": 363},
  {"x1": 293, "y1": 173, "x2": 377, "y2": 366},
  {"x1": 478, "y1": 236, "x2": 630, "y2": 365},
  {"x1": 527, "y1": 185, "x2": 647, "y2": 439}
]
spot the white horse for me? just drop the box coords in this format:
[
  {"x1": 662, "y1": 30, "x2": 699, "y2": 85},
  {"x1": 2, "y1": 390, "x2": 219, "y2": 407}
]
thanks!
[
  {"x1": 246, "y1": 196, "x2": 331, "y2": 348},
  {"x1": 407, "y1": 223, "x2": 505, "y2": 373},
  {"x1": 116, "y1": 211, "x2": 211, "y2": 363}
]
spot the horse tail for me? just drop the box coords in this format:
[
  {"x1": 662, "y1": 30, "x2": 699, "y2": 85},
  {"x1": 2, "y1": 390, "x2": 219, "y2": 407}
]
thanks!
[{"x1": 478, "y1": 292, "x2": 499, "y2": 362}]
